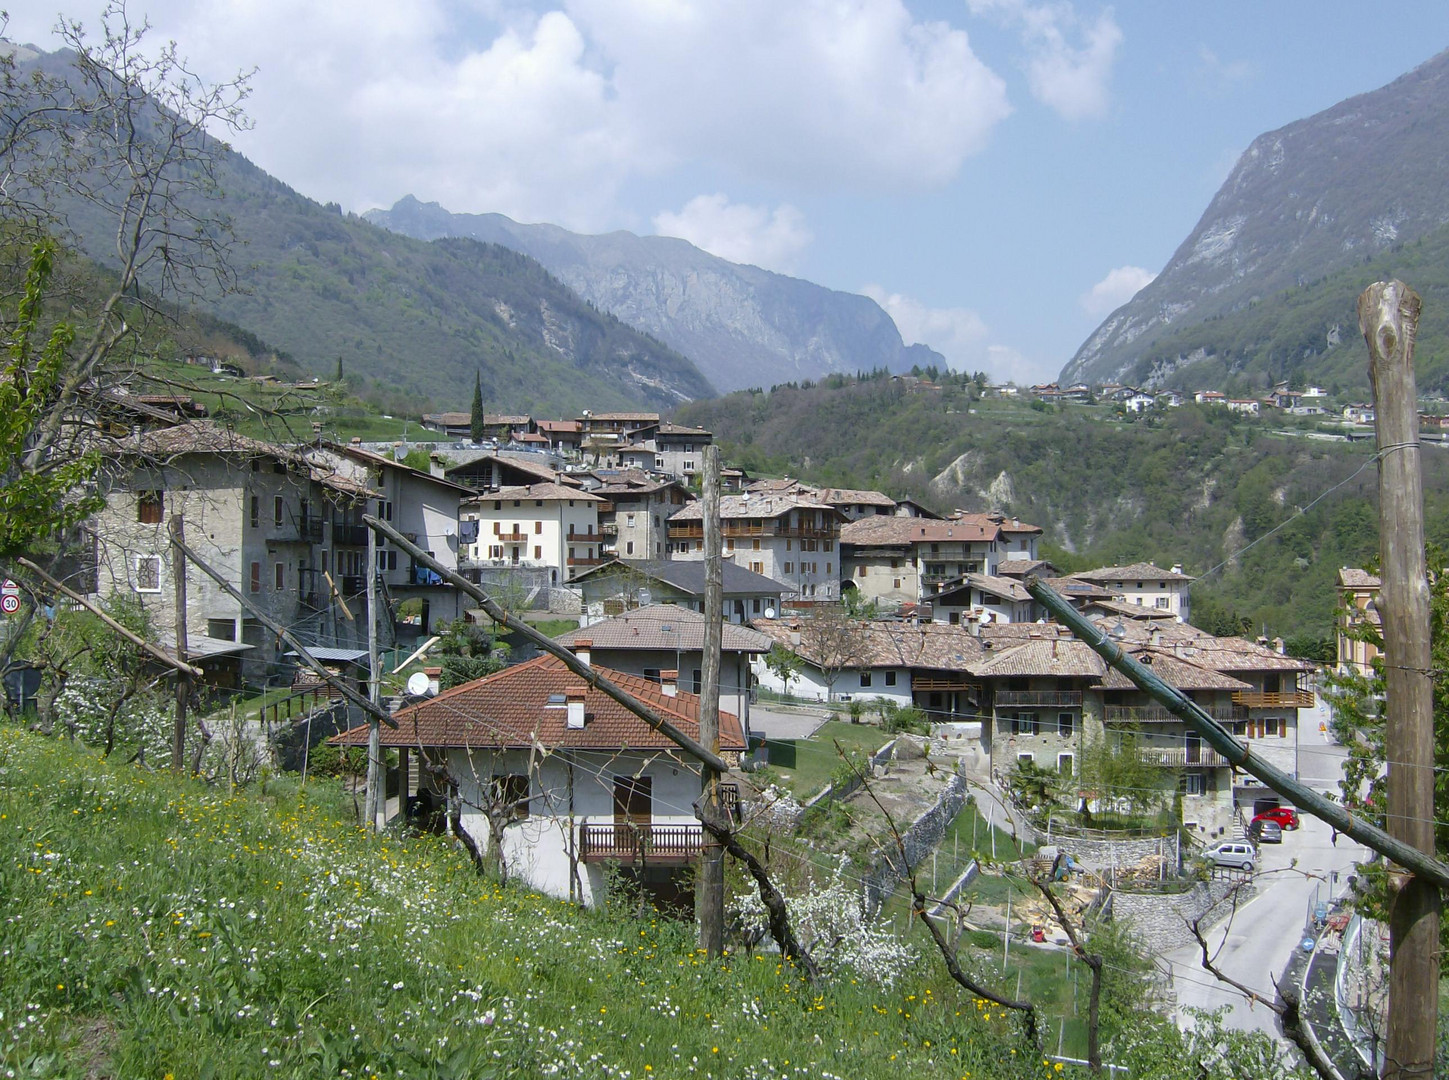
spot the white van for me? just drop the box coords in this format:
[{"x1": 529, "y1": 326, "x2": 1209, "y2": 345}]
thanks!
[{"x1": 1205, "y1": 841, "x2": 1256, "y2": 872}]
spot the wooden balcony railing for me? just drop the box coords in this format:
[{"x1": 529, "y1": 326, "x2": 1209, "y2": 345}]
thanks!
[
  {"x1": 567, "y1": 556, "x2": 605, "y2": 567},
  {"x1": 994, "y1": 690, "x2": 1082, "y2": 708},
  {"x1": 578, "y1": 823, "x2": 704, "y2": 863},
  {"x1": 912, "y1": 675, "x2": 981, "y2": 692},
  {"x1": 1107, "y1": 704, "x2": 1247, "y2": 724},
  {"x1": 1232, "y1": 691, "x2": 1315, "y2": 709},
  {"x1": 494, "y1": 529, "x2": 527, "y2": 542},
  {"x1": 568, "y1": 531, "x2": 605, "y2": 544},
  {"x1": 1137, "y1": 746, "x2": 1230, "y2": 768}
]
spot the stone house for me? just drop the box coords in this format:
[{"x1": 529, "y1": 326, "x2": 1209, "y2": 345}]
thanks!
[
  {"x1": 669, "y1": 493, "x2": 844, "y2": 602},
  {"x1": 568, "y1": 559, "x2": 785, "y2": 624},
  {"x1": 1064, "y1": 562, "x2": 1193, "y2": 622},
  {"x1": 580, "y1": 470, "x2": 693, "y2": 562}
]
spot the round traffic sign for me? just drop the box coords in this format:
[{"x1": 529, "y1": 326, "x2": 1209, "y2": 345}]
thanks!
[{"x1": 1, "y1": 594, "x2": 19, "y2": 614}]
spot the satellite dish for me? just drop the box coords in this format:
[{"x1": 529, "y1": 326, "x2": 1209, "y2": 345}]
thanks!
[
  {"x1": 406, "y1": 671, "x2": 432, "y2": 697},
  {"x1": 764, "y1": 607, "x2": 777, "y2": 620}
]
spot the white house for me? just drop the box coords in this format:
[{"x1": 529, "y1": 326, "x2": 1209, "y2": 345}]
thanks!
[
  {"x1": 460, "y1": 482, "x2": 605, "y2": 586},
  {"x1": 335, "y1": 653, "x2": 744, "y2": 909},
  {"x1": 1064, "y1": 562, "x2": 1193, "y2": 622}
]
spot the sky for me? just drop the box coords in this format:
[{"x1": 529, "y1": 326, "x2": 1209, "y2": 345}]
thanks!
[{"x1": 11, "y1": 2, "x2": 1449, "y2": 384}]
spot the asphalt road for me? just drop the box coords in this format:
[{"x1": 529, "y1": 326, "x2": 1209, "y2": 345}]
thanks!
[{"x1": 1163, "y1": 703, "x2": 1366, "y2": 1039}]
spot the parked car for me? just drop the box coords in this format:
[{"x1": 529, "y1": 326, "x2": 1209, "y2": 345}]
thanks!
[
  {"x1": 1248, "y1": 819, "x2": 1283, "y2": 844},
  {"x1": 1252, "y1": 807, "x2": 1301, "y2": 830},
  {"x1": 1205, "y1": 841, "x2": 1256, "y2": 871}
]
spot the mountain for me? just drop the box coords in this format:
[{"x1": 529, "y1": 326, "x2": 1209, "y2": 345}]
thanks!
[
  {"x1": 1064, "y1": 48, "x2": 1449, "y2": 390},
  {"x1": 364, "y1": 196, "x2": 944, "y2": 393},
  {"x1": 14, "y1": 48, "x2": 714, "y2": 414}
]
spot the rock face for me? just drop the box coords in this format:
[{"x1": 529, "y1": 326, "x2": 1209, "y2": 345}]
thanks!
[
  {"x1": 366, "y1": 197, "x2": 944, "y2": 393},
  {"x1": 1063, "y1": 48, "x2": 1449, "y2": 387}
]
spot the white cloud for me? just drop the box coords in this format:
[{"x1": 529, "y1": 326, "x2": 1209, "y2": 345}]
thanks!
[
  {"x1": 652, "y1": 195, "x2": 812, "y2": 273},
  {"x1": 861, "y1": 284, "x2": 1052, "y2": 382},
  {"x1": 1197, "y1": 45, "x2": 1255, "y2": 94},
  {"x1": 1080, "y1": 265, "x2": 1156, "y2": 318},
  {"x1": 967, "y1": 0, "x2": 1121, "y2": 120},
  {"x1": 8, "y1": 1, "x2": 1014, "y2": 228}
]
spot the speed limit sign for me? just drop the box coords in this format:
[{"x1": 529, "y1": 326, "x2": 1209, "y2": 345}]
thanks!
[{"x1": 1, "y1": 595, "x2": 18, "y2": 614}]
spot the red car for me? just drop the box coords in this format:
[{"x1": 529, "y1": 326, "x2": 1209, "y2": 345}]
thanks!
[{"x1": 1252, "y1": 807, "x2": 1301, "y2": 830}]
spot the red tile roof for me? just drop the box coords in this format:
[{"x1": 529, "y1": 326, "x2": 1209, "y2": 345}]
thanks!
[{"x1": 332, "y1": 654, "x2": 745, "y2": 753}]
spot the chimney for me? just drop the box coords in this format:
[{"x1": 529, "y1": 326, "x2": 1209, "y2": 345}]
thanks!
[
  {"x1": 1272, "y1": 636, "x2": 1286, "y2": 655},
  {"x1": 566, "y1": 690, "x2": 586, "y2": 729},
  {"x1": 573, "y1": 639, "x2": 592, "y2": 667},
  {"x1": 1150, "y1": 628, "x2": 1162, "y2": 646},
  {"x1": 660, "y1": 669, "x2": 679, "y2": 696},
  {"x1": 1171, "y1": 563, "x2": 1183, "y2": 575}
]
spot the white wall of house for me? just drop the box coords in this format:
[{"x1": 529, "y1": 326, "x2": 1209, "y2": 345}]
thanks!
[
  {"x1": 750, "y1": 656, "x2": 913, "y2": 706},
  {"x1": 844, "y1": 552, "x2": 917, "y2": 606},
  {"x1": 464, "y1": 494, "x2": 601, "y2": 582},
  {"x1": 450, "y1": 747, "x2": 704, "y2": 907}
]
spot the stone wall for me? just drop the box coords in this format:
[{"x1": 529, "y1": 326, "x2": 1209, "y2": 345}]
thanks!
[
  {"x1": 862, "y1": 772, "x2": 970, "y2": 915},
  {"x1": 1044, "y1": 833, "x2": 1177, "y2": 872},
  {"x1": 1109, "y1": 879, "x2": 1255, "y2": 951}
]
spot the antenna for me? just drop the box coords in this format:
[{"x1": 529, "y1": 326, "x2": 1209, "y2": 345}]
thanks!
[
  {"x1": 406, "y1": 671, "x2": 434, "y2": 697},
  {"x1": 764, "y1": 607, "x2": 777, "y2": 620}
]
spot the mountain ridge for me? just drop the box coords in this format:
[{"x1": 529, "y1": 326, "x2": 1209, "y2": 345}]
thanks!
[
  {"x1": 364, "y1": 195, "x2": 945, "y2": 393},
  {"x1": 1063, "y1": 47, "x2": 1449, "y2": 388}
]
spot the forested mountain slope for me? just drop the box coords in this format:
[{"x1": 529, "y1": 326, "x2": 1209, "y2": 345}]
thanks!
[{"x1": 365, "y1": 195, "x2": 943, "y2": 394}]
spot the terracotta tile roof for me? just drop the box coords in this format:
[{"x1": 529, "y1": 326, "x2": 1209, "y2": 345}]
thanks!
[
  {"x1": 840, "y1": 515, "x2": 998, "y2": 546},
  {"x1": 567, "y1": 559, "x2": 786, "y2": 596},
  {"x1": 948, "y1": 512, "x2": 1043, "y2": 536},
  {"x1": 933, "y1": 573, "x2": 1032, "y2": 603},
  {"x1": 556, "y1": 604, "x2": 772, "y2": 653},
  {"x1": 536, "y1": 419, "x2": 581, "y2": 434},
  {"x1": 333, "y1": 654, "x2": 744, "y2": 752},
  {"x1": 654, "y1": 422, "x2": 711, "y2": 437}
]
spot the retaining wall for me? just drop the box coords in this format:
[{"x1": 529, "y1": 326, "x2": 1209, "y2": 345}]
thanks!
[
  {"x1": 1110, "y1": 880, "x2": 1255, "y2": 951},
  {"x1": 861, "y1": 772, "x2": 970, "y2": 915}
]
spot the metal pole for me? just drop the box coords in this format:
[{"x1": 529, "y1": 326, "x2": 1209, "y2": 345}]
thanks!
[{"x1": 1361, "y1": 278, "x2": 1440, "y2": 1079}]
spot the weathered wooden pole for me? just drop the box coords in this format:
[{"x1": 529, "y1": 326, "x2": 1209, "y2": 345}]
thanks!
[
  {"x1": 697, "y1": 444, "x2": 725, "y2": 957},
  {"x1": 364, "y1": 522, "x2": 383, "y2": 831},
  {"x1": 169, "y1": 515, "x2": 190, "y2": 773},
  {"x1": 1360, "y1": 279, "x2": 1439, "y2": 1080}
]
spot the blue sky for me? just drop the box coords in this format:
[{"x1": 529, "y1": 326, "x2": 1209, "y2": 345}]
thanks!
[{"x1": 13, "y1": 2, "x2": 1449, "y2": 383}]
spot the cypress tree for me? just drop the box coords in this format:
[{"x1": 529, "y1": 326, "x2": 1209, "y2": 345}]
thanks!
[{"x1": 470, "y1": 369, "x2": 485, "y2": 442}]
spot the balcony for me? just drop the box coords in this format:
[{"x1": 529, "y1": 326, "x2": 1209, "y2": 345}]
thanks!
[
  {"x1": 1107, "y1": 704, "x2": 1247, "y2": 724},
  {"x1": 579, "y1": 823, "x2": 704, "y2": 863},
  {"x1": 1137, "y1": 746, "x2": 1230, "y2": 768},
  {"x1": 494, "y1": 529, "x2": 527, "y2": 542},
  {"x1": 567, "y1": 531, "x2": 605, "y2": 544},
  {"x1": 332, "y1": 523, "x2": 369, "y2": 547},
  {"x1": 912, "y1": 675, "x2": 981, "y2": 692},
  {"x1": 1232, "y1": 690, "x2": 1316, "y2": 709},
  {"x1": 567, "y1": 556, "x2": 605, "y2": 568},
  {"x1": 994, "y1": 690, "x2": 1082, "y2": 708}
]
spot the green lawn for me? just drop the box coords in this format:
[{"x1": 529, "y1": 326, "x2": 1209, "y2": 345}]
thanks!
[{"x1": 761, "y1": 719, "x2": 895, "y2": 797}]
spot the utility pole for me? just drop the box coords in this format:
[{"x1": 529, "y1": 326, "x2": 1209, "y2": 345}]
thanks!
[
  {"x1": 697, "y1": 444, "x2": 725, "y2": 957},
  {"x1": 365, "y1": 522, "x2": 383, "y2": 832},
  {"x1": 169, "y1": 515, "x2": 189, "y2": 773},
  {"x1": 1360, "y1": 279, "x2": 1439, "y2": 1080}
]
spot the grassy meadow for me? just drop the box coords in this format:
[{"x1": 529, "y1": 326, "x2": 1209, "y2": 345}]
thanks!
[{"x1": 0, "y1": 724, "x2": 1310, "y2": 1079}]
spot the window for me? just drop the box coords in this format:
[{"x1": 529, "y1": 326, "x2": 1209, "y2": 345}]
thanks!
[
  {"x1": 626, "y1": 541, "x2": 634, "y2": 555},
  {"x1": 893, "y1": 578, "x2": 902, "y2": 589},
  {"x1": 492, "y1": 774, "x2": 530, "y2": 819},
  {"x1": 752, "y1": 599, "x2": 761, "y2": 614},
  {"x1": 250, "y1": 561, "x2": 261, "y2": 593},
  {"x1": 134, "y1": 555, "x2": 162, "y2": 593},
  {"x1": 626, "y1": 513, "x2": 636, "y2": 527},
  {"x1": 885, "y1": 671, "x2": 897, "y2": 686},
  {"x1": 1155, "y1": 596, "x2": 1171, "y2": 609},
  {"x1": 826, "y1": 563, "x2": 832, "y2": 574},
  {"x1": 274, "y1": 562, "x2": 285, "y2": 590},
  {"x1": 206, "y1": 618, "x2": 236, "y2": 642},
  {"x1": 1057, "y1": 753, "x2": 1074, "y2": 778},
  {"x1": 535, "y1": 521, "x2": 543, "y2": 534},
  {"x1": 692, "y1": 669, "x2": 702, "y2": 694},
  {"x1": 824, "y1": 540, "x2": 833, "y2": 551},
  {"x1": 1017, "y1": 753, "x2": 1035, "y2": 767},
  {"x1": 750, "y1": 562, "x2": 764, "y2": 574},
  {"x1": 684, "y1": 460, "x2": 695, "y2": 472},
  {"x1": 786, "y1": 539, "x2": 792, "y2": 551},
  {"x1": 860, "y1": 672, "x2": 872, "y2": 688},
  {"x1": 274, "y1": 495, "x2": 285, "y2": 527},
  {"x1": 1180, "y1": 772, "x2": 1204, "y2": 796},
  {"x1": 376, "y1": 499, "x2": 393, "y2": 521},
  {"x1": 1058, "y1": 712, "x2": 1074, "y2": 737},
  {"x1": 752, "y1": 539, "x2": 761, "y2": 551},
  {"x1": 1009, "y1": 714, "x2": 1039, "y2": 736},
  {"x1": 489, "y1": 545, "x2": 503, "y2": 559},
  {"x1": 250, "y1": 495, "x2": 260, "y2": 529},
  {"x1": 136, "y1": 491, "x2": 164, "y2": 524}
]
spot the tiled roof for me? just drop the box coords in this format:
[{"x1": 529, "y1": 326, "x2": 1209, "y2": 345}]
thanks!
[
  {"x1": 130, "y1": 423, "x2": 376, "y2": 498},
  {"x1": 333, "y1": 654, "x2": 744, "y2": 752},
  {"x1": 1337, "y1": 568, "x2": 1381, "y2": 589},
  {"x1": 654, "y1": 422, "x2": 711, "y2": 437},
  {"x1": 556, "y1": 605, "x2": 772, "y2": 653},
  {"x1": 464, "y1": 482, "x2": 603, "y2": 503},
  {"x1": 1099, "y1": 650, "x2": 1251, "y2": 691},
  {"x1": 840, "y1": 515, "x2": 998, "y2": 546},
  {"x1": 1051, "y1": 576, "x2": 1125, "y2": 600},
  {"x1": 670, "y1": 493, "x2": 839, "y2": 521},
  {"x1": 423, "y1": 412, "x2": 470, "y2": 425},
  {"x1": 816, "y1": 488, "x2": 897, "y2": 507},
  {"x1": 949, "y1": 512, "x2": 1043, "y2": 536},
  {"x1": 972, "y1": 639, "x2": 1106, "y2": 679},
  {"x1": 1072, "y1": 562, "x2": 1193, "y2": 583},
  {"x1": 536, "y1": 419, "x2": 581, "y2": 433},
  {"x1": 996, "y1": 559, "x2": 1055, "y2": 577},
  {"x1": 585, "y1": 412, "x2": 660, "y2": 422},
  {"x1": 1083, "y1": 598, "x2": 1180, "y2": 620},
  {"x1": 443, "y1": 453, "x2": 564, "y2": 486},
  {"x1": 567, "y1": 558, "x2": 786, "y2": 596},
  {"x1": 751, "y1": 618, "x2": 988, "y2": 672}
]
